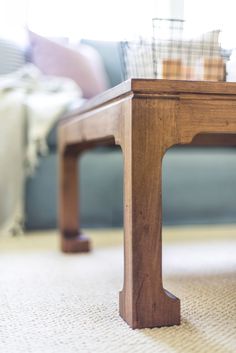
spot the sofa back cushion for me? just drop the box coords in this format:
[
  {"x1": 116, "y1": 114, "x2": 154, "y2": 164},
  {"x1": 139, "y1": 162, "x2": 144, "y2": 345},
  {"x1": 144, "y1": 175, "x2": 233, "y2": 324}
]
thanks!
[{"x1": 28, "y1": 31, "x2": 108, "y2": 98}]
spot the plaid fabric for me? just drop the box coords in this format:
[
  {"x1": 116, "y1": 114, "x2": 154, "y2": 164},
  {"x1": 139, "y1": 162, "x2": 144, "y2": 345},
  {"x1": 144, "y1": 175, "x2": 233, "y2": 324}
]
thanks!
[{"x1": 121, "y1": 19, "x2": 226, "y2": 81}]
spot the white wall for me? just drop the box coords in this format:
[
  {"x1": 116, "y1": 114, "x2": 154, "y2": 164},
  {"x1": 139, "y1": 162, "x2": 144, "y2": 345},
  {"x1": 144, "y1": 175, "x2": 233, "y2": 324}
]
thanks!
[{"x1": 0, "y1": 0, "x2": 235, "y2": 47}]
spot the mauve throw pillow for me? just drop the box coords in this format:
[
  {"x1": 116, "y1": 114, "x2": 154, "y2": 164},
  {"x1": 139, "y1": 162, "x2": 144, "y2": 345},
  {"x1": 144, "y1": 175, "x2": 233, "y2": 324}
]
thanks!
[{"x1": 28, "y1": 30, "x2": 108, "y2": 98}]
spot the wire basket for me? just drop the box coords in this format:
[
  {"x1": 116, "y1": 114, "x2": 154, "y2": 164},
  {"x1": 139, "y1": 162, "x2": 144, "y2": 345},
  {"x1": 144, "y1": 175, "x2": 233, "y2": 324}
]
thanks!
[{"x1": 121, "y1": 18, "x2": 228, "y2": 81}]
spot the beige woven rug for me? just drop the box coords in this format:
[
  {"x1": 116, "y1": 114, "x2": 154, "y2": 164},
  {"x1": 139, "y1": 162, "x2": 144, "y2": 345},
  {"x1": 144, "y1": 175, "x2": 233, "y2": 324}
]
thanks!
[{"x1": 0, "y1": 226, "x2": 235, "y2": 353}]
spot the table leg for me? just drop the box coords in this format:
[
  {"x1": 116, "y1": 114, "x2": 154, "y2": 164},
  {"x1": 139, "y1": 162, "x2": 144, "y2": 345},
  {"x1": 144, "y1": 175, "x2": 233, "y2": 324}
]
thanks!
[
  {"x1": 119, "y1": 100, "x2": 180, "y2": 328},
  {"x1": 59, "y1": 147, "x2": 90, "y2": 253}
]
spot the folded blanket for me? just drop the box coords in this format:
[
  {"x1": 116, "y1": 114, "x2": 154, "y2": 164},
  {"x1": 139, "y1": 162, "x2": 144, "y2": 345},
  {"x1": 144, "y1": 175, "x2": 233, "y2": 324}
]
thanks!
[{"x1": 0, "y1": 64, "x2": 82, "y2": 236}]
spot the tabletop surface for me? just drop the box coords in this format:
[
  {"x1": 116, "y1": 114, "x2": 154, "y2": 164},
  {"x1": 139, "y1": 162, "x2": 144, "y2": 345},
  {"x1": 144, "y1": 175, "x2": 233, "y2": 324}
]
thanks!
[{"x1": 62, "y1": 79, "x2": 236, "y2": 121}]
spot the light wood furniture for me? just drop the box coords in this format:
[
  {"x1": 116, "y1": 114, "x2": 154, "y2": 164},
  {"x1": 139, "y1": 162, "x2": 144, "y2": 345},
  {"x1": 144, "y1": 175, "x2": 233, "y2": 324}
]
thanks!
[{"x1": 59, "y1": 79, "x2": 236, "y2": 329}]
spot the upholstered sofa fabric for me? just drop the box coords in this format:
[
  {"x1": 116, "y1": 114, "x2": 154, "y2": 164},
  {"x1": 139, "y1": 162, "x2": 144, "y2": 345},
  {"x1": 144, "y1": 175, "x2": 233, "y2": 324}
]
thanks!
[{"x1": 25, "y1": 146, "x2": 236, "y2": 229}]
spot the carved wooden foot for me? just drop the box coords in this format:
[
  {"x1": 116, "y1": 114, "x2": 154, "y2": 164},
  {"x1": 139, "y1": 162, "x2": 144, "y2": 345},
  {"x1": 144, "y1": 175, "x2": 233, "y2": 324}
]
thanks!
[
  {"x1": 61, "y1": 234, "x2": 91, "y2": 253},
  {"x1": 119, "y1": 289, "x2": 180, "y2": 329}
]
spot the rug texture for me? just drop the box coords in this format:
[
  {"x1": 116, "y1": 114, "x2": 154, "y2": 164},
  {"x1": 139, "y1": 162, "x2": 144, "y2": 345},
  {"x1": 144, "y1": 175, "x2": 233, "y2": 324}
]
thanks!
[{"x1": 0, "y1": 227, "x2": 235, "y2": 353}]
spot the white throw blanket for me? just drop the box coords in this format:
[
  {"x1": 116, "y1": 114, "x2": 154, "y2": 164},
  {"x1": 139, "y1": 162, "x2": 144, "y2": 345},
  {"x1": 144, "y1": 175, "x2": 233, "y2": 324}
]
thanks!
[{"x1": 0, "y1": 64, "x2": 82, "y2": 236}]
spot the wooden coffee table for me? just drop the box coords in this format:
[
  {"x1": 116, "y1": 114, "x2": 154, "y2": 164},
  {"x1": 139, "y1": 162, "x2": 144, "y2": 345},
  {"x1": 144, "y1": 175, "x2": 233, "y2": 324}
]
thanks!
[{"x1": 58, "y1": 79, "x2": 236, "y2": 329}]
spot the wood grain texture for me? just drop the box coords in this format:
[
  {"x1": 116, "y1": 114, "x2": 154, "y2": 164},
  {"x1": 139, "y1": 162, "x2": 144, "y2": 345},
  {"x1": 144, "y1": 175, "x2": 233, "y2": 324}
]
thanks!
[
  {"x1": 60, "y1": 79, "x2": 236, "y2": 120},
  {"x1": 58, "y1": 79, "x2": 236, "y2": 328}
]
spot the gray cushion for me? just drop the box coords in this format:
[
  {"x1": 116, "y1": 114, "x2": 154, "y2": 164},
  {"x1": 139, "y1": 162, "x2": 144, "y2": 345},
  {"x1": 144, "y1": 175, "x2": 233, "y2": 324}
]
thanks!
[{"x1": 0, "y1": 39, "x2": 25, "y2": 74}]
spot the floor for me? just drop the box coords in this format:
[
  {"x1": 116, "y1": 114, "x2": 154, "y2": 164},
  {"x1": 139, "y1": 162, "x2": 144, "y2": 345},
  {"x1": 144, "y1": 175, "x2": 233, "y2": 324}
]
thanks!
[{"x1": 0, "y1": 226, "x2": 235, "y2": 353}]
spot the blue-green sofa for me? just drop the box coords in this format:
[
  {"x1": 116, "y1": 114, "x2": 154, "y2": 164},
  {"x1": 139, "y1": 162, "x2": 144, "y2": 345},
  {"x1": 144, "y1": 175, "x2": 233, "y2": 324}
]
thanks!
[{"x1": 20, "y1": 39, "x2": 236, "y2": 229}]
